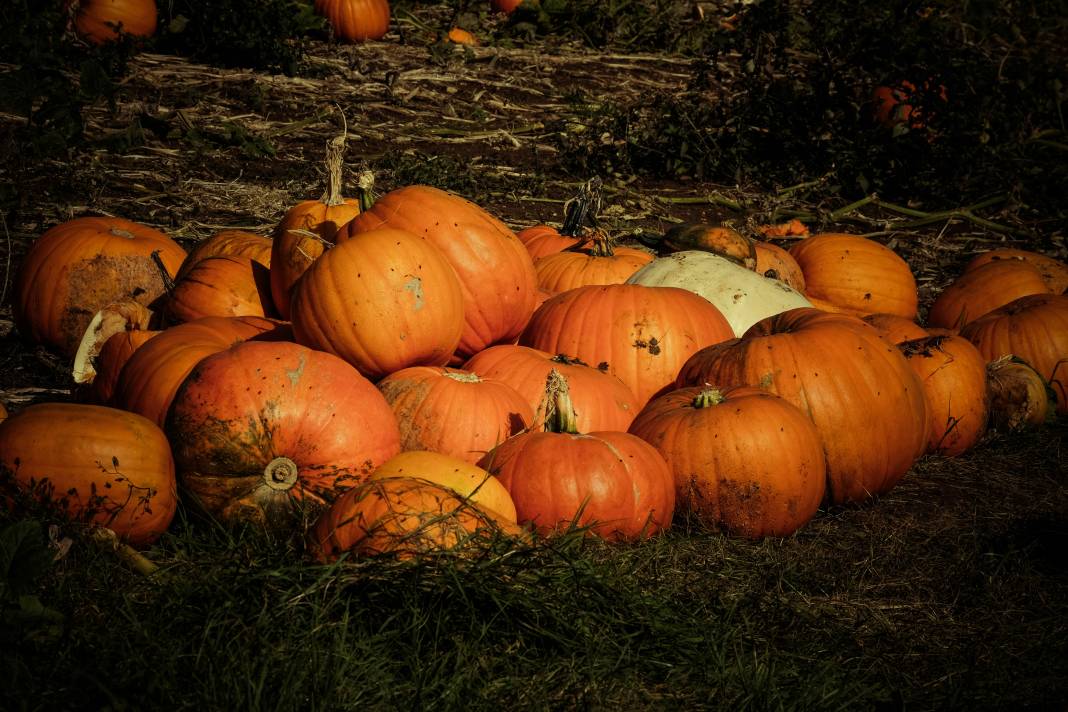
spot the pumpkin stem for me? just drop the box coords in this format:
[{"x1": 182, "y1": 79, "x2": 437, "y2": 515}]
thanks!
[
  {"x1": 561, "y1": 177, "x2": 603, "y2": 236},
  {"x1": 321, "y1": 134, "x2": 347, "y2": 207},
  {"x1": 263, "y1": 456, "x2": 300, "y2": 491},
  {"x1": 356, "y1": 170, "x2": 376, "y2": 211},
  {"x1": 692, "y1": 387, "x2": 725, "y2": 409},
  {"x1": 90, "y1": 527, "x2": 159, "y2": 577},
  {"x1": 533, "y1": 368, "x2": 580, "y2": 434}
]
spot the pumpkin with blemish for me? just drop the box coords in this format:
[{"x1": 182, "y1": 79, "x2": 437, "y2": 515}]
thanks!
[
  {"x1": 928, "y1": 259, "x2": 1053, "y2": 330},
  {"x1": 166, "y1": 256, "x2": 275, "y2": 322},
  {"x1": 166, "y1": 340, "x2": 400, "y2": 527},
  {"x1": 963, "y1": 248, "x2": 1068, "y2": 294}
]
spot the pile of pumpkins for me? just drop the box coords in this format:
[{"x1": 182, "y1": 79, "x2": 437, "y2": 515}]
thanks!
[{"x1": 2, "y1": 154, "x2": 1065, "y2": 560}]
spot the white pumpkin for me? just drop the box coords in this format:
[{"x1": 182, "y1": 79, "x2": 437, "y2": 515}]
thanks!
[{"x1": 625, "y1": 251, "x2": 812, "y2": 336}]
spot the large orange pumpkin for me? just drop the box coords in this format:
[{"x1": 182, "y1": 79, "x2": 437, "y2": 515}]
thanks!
[
  {"x1": 290, "y1": 228, "x2": 465, "y2": 380},
  {"x1": 369, "y1": 450, "x2": 517, "y2": 523},
  {"x1": 862, "y1": 312, "x2": 929, "y2": 344},
  {"x1": 14, "y1": 216, "x2": 185, "y2": 358},
  {"x1": 927, "y1": 259, "x2": 1052, "y2": 330},
  {"x1": 310, "y1": 477, "x2": 519, "y2": 561},
  {"x1": 963, "y1": 248, "x2": 1068, "y2": 294},
  {"x1": 519, "y1": 283, "x2": 734, "y2": 407},
  {"x1": 167, "y1": 340, "x2": 400, "y2": 527},
  {"x1": 463, "y1": 344, "x2": 640, "y2": 433},
  {"x1": 0, "y1": 403, "x2": 176, "y2": 547},
  {"x1": 959, "y1": 294, "x2": 1068, "y2": 413},
  {"x1": 315, "y1": 0, "x2": 391, "y2": 42},
  {"x1": 899, "y1": 335, "x2": 989, "y2": 456},
  {"x1": 166, "y1": 256, "x2": 275, "y2": 323},
  {"x1": 176, "y1": 230, "x2": 272, "y2": 281},
  {"x1": 478, "y1": 371, "x2": 674, "y2": 540},
  {"x1": 789, "y1": 233, "x2": 918, "y2": 319},
  {"x1": 269, "y1": 140, "x2": 367, "y2": 319},
  {"x1": 676, "y1": 308, "x2": 929, "y2": 505},
  {"x1": 533, "y1": 234, "x2": 653, "y2": 292},
  {"x1": 376, "y1": 366, "x2": 532, "y2": 464},
  {"x1": 339, "y1": 185, "x2": 539, "y2": 361},
  {"x1": 628, "y1": 385, "x2": 826, "y2": 538},
  {"x1": 71, "y1": 0, "x2": 157, "y2": 44},
  {"x1": 112, "y1": 315, "x2": 287, "y2": 427}
]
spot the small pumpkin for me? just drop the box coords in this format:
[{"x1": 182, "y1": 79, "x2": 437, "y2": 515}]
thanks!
[
  {"x1": 533, "y1": 233, "x2": 653, "y2": 293},
  {"x1": 314, "y1": 0, "x2": 390, "y2": 42},
  {"x1": 478, "y1": 370, "x2": 674, "y2": 540},
  {"x1": 872, "y1": 79, "x2": 947, "y2": 131},
  {"x1": 517, "y1": 179, "x2": 602, "y2": 259},
  {"x1": 176, "y1": 230, "x2": 272, "y2": 281},
  {"x1": 85, "y1": 328, "x2": 160, "y2": 405},
  {"x1": 446, "y1": 27, "x2": 478, "y2": 45},
  {"x1": 0, "y1": 403, "x2": 176, "y2": 547},
  {"x1": 290, "y1": 228, "x2": 465, "y2": 380},
  {"x1": 370, "y1": 450, "x2": 517, "y2": 523},
  {"x1": 376, "y1": 366, "x2": 532, "y2": 464},
  {"x1": 71, "y1": 0, "x2": 157, "y2": 44},
  {"x1": 790, "y1": 233, "x2": 918, "y2": 319},
  {"x1": 167, "y1": 340, "x2": 401, "y2": 527},
  {"x1": 166, "y1": 256, "x2": 275, "y2": 323},
  {"x1": 898, "y1": 335, "x2": 989, "y2": 456},
  {"x1": 310, "y1": 476, "x2": 520, "y2": 561},
  {"x1": 628, "y1": 385, "x2": 826, "y2": 538},
  {"x1": 985, "y1": 356, "x2": 1054, "y2": 431},
  {"x1": 753, "y1": 240, "x2": 806, "y2": 292},
  {"x1": 14, "y1": 216, "x2": 185, "y2": 359}
]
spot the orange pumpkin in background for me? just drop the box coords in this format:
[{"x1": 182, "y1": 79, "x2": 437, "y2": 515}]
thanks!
[
  {"x1": 315, "y1": 0, "x2": 391, "y2": 42},
  {"x1": 71, "y1": 0, "x2": 158, "y2": 44},
  {"x1": 872, "y1": 79, "x2": 947, "y2": 131}
]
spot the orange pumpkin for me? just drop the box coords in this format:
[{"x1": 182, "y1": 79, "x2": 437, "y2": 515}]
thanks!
[
  {"x1": 871, "y1": 79, "x2": 947, "y2": 131},
  {"x1": 654, "y1": 224, "x2": 756, "y2": 269},
  {"x1": 314, "y1": 0, "x2": 390, "y2": 42},
  {"x1": 167, "y1": 340, "x2": 400, "y2": 527},
  {"x1": 490, "y1": 0, "x2": 525, "y2": 13},
  {"x1": 519, "y1": 283, "x2": 734, "y2": 407},
  {"x1": 446, "y1": 27, "x2": 478, "y2": 45},
  {"x1": 290, "y1": 228, "x2": 465, "y2": 380},
  {"x1": 113, "y1": 315, "x2": 288, "y2": 427},
  {"x1": 899, "y1": 335, "x2": 989, "y2": 456},
  {"x1": 518, "y1": 225, "x2": 583, "y2": 260},
  {"x1": 310, "y1": 477, "x2": 520, "y2": 561},
  {"x1": 166, "y1": 256, "x2": 275, "y2": 323},
  {"x1": 0, "y1": 403, "x2": 176, "y2": 547},
  {"x1": 927, "y1": 259, "x2": 1052, "y2": 330},
  {"x1": 478, "y1": 371, "x2": 674, "y2": 540},
  {"x1": 376, "y1": 367, "x2": 532, "y2": 464},
  {"x1": 862, "y1": 312, "x2": 929, "y2": 344},
  {"x1": 71, "y1": 0, "x2": 157, "y2": 44},
  {"x1": 677, "y1": 308, "x2": 929, "y2": 505},
  {"x1": 753, "y1": 240, "x2": 806, "y2": 292},
  {"x1": 959, "y1": 294, "x2": 1068, "y2": 413},
  {"x1": 533, "y1": 234, "x2": 653, "y2": 292},
  {"x1": 629, "y1": 385, "x2": 826, "y2": 538},
  {"x1": 269, "y1": 140, "x2": 366, "y2": 319},
  {"x1": 339, "y1": 185, "x2": 538, "y2": 360},
  {"x1": 790, "y1": 233, "x2": 918, "y2": 319},
  {"x1": 85, "y1": 329, "x2": 160, "y2": 404},
  {"x1": 176, "y1": 230, "x2": 272, "y2": 281},
  {"x1": 14, "y1": 216, "x2": 185, "y2": 358},
  {"x1": 963, "y1": 248, "x2": 1068, "y2": 295},
  {"x1": 370, "y1": 450, "x2": 517, "y2": 523},
  {"x1": 463, "y1": 344, "x2": 640, "y2": 433}
]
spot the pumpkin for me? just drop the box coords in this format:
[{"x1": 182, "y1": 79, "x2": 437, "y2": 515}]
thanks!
[
  {"x1": 165, "y1": 256, "x2": 275, "y2": 323},
  {"x1": 310, "y1": 476, "x2": 520, "y2": 561},
  {"x1": 376, "y1": 366, "x2": 532, "y2": 464},
  {"x1": 959, "y1": 293, "x2": 1068, "y2": 413},
  {"x1": 71, "y1": 0, "x2": 157, "y2": 44},
  {"x1": 85, "y1": 329, "x2": 161, "y2": 405},
  {"x1": 628, "y1": 385, "x2": 826, "y2": 538},
  {"x1": 446, "y1": 27, "x2": 478, "y2": 45},
  {"x1": 518, "y1": 178, "x2": 602, "y2": 259},
  {"x1": 862, "y1": 312, "x2": 930, "y2": 344},
  {"x1": 290, "y1": 228, "x2": 465, "y2": 380},
  {"x1": 490, "y1": 0, "x2": 525, "y2": 13},
  {"x1": 520, "y1": 283, "x2": 734, "y2": 408},
  {"x1": 0, "y1": 402, "x2": 7, "y2": 424},
  {"x1": 314, "y1": 0, "x2": 390, "y2": 42},
  {"x1": 653, "y1": 223, "x2": 756, "y2": 267},
  {"x1": 112, "y1": 315, "x2": 287, "y2": 427},
  {"x1": 14, "y1": 216, "x2": 185, "y2": 358},
  {"x1": 789, "y1": 233, "x2": 918, "y2": 319},
  {"x1": 963, "y1": 248, "x2": 1068, "y2": 295},
  {"x1": 370, "y1": 450, "x2": 517, "y2": 523},
  {"x1": 872, "y1": 79, "x2": 947, "y2": 131},
  {"x1": 72, "y1": 299, "x2": 156, "y2": 391},
  {"x1": 269, "y1": 138, "x2": 367, "y2": 319},
  {"x1": 898, "y1": 335, "x2": 989, "y2": 456},
  {"x1": 176, "y1": 230, "x2": 272, "y2": 281},
  {"x1": 927, "y1": 259, "x2": 1052, "y2": 330},
  {"x1": 985, "y1": 356, "x2": 1054, "y2": 431},
  {"x1": 478, "y1": 370, "x2": 674, "y2": 540},
  {"x1": 463, "y1": 344, "x2": 639, "y2": 433},
  {"x1": 517, "y1": 225, "x2": 583, "y2": 260},
  {"x1": 166, "y1": 340, "x2": 400, "y2": 527},
  {"x1": 753, "y1": 240, "x2": 806, "y2": 292},
  {"x1": 533, "y1": 233, "x2": 653, "y2": 292},
  {"x1": 0, "y1": 403, "x2": 176, "y2": 547},
  {"x1": 625, "y1": 251, "x2": 812, "y2": 337},
  {"x1": 677, "y1": 308, "x2": 929, "y2": 505},
  {"x1": 339, "y1": 185, "x2": 538, "y2": 360}
]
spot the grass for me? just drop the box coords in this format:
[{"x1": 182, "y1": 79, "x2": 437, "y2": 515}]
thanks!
[{"x1": 3, "y1": 424, "x2": 1065, "y2": 711}]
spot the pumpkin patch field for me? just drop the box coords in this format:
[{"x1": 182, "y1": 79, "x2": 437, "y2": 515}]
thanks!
[{"x1": 1, "y1": 1, "x2": 1066, "y2": 709}]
